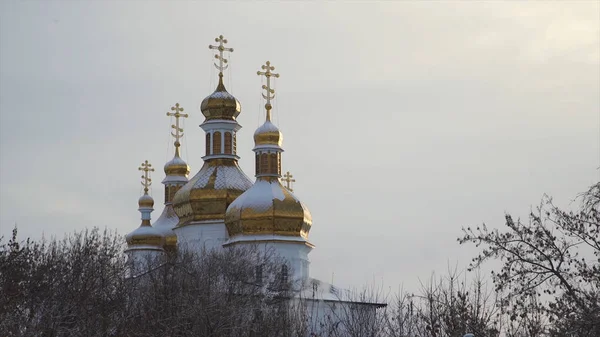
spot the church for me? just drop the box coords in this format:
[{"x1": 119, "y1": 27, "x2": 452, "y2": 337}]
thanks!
[{"x1": 124, "y1": 35, "x2": 384, "y2": 327}]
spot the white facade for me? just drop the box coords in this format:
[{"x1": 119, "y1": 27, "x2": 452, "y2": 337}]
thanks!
[
  {"x1": 125, "y1": 248, "x2": 164, "y2": 276},
  {"x1": 174, "y1": 220, "x2": 229, "y2": 253},
  {"x1": 224, "y1": 235, "x2": 313, "y2": 282}
]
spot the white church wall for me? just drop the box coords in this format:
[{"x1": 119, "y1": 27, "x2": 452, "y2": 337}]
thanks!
[
  {"x1": 288, "y1": 296, "x2": 382, "y2": 336},
  {"x1": 125, "y1": 248, "x2": 164, "y2": 276},
  {"x1": 174, "y1": 220, "x2": 228, "y2": 254},
  {"x1": 224, "y1": 237, "x2": 313, "y2": 282}
]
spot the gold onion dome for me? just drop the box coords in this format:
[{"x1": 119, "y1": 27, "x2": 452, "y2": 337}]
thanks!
[
  {"x1": 200, "y1": 74, "x2": 241, "y2": 121},
  {"x1": 254, "y1": 120, "x2": 283, "y2": 147},
  {"x1": 138, "y1": 192, "x2": 154, "y2": 208},
  {"x1": 173, "y1": 159, "x2": 253, "y2": 224},
  {"x1": 126, "y1": 220, "x2": 165, "y2": 247},
  {"x1": 225, "y1": 179, "x2": 312, "y2": 239},
  {"x1": 164, "y1": 147, "x2": 190, "y2": 177}
]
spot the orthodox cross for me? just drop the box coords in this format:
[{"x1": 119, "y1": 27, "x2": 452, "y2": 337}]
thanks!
[
  {"x1": 209, "y1": 35, "x2": 234, "y2": 73},
  {"x1": 257, "y1": 61, "x2": 280, "y2": 120},
  {"x1": 138, "y1": 160, "x2": 154, "y2": 193},
  {"x1": 282, "y1": 171, "x2": 295, "y2": 192},
  {"x1": 166, "y1": 103, "x2": 188, "y2": 147}
]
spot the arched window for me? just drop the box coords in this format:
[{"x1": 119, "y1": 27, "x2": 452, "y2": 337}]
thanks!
[
  {"x1": 169, "y1": 185, "x2": 181, "y2": 202},
  {"x1": 277, "y1": 153, "x2": 281, "y2": 174},
  {"x1": 269, "y1": 153, "x2": 277, "y2": 174},
  {"x1": 213, "y1": 131, "x2": 221, "y2": 154},
  {"x1": 255, "y1": 153, "x2": 260, "y2": 175},
  {"x1": 260, "y1": 153, "x2": 268, "y2": 174},
  {"x1": 164, "y1": 186, "x2": 169, "y2": 204},
  {"x1": 281, "y1": 265, "x2": 289, "y2": 287},
  {"x1": 224, "y1": 132, "x2": 232, "y2": 154},
  {"x1": 233, "y1": 133, "x2": 237, "y2": 155},
  {"x1": 205, "y1": 133, "x2": 211, "y2": 156}
]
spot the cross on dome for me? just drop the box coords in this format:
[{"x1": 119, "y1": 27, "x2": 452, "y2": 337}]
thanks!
[
  {"x1": 167, "y1": 103, "x2": 188, "y2": 147},
  {"x1": 257, "y1": 61, "x2": 280, "y2": 120},
  {"x1": 209, "y1": 35, "x2": 234, "y2": 74},
  {"x1": 283, "y1": 171, "x2": 295, "y2": 192},
  {"x1": 139, "y1": 160, "x2": 155, "y2": 193}
]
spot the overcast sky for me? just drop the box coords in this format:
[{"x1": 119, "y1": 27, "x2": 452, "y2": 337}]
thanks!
[{"x1": 1, "y1": 1, "x2": 598, "y2": 291}]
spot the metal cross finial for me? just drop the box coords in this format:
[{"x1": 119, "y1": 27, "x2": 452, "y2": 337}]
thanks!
[
  {"x1": 166, "y1": 103, "x2": 188, "y2": 148},
  {"x1": 282, "y1": 171, "x2": 295, "y2": 192},
  {"x1": 209, "y1": 35, "x2": 234, "y2": 74},
  {"x1": 138, "y1": 160, "x2": 155, "y2": 193},
  {"x1": 257, "y1": 60, "x2": 280, "y2": 121}
]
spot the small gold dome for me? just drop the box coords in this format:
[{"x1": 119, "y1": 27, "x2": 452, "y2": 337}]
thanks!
[
  {"x1": 164, "y1": 148, "x2": 190, "y2": 177},
  {"x1": 200, "y1": 75, "x2": 241, "y2": 121},
  {"x1": 254, "y1": 120, "x2": 283, "y2": 147},
  {"x1": 224, "y1": 177, "x2": 312, "y2": 239},
  {"x1": 126, "y1": 222, "x2": 164, "y2": 247},
  {"x1": 173, "y1": 158, "x2": 253, "y2": 225},
  {"x1": 138, "y1": 194, "x2": 154, "y2": 208}
]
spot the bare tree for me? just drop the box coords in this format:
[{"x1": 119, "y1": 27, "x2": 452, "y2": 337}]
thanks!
[
  {"x1": 396, "y1": 268, "x2": 500, "y2": 337},
  {"x1": 384, "y1": 288, "x2": 421, "y2": 337},
  {"x1": 459, "y1": 182, "x2": 600, "y2": 336},
  {"x1": 0, "y1": 227, "x2": 128, "y2": 337},
  {"x1": 1, "y1": 228, "x2": 299, "y2": 337},
  {"x1": 324, "y1": 285, "x2": 388, "y2": 337}
]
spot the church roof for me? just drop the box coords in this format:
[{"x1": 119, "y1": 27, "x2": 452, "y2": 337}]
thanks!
[{"x1": 173, "y1": 159, "x2": 253, "y2": 224}]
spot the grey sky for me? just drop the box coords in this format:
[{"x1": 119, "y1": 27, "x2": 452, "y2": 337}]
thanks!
[{"x1": 1, "y1": 1, "x2": 598, "y2": 291}]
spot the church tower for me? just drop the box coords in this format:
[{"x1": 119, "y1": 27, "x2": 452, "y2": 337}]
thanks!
[
  {"x1": 173, "y1": 35, "x2": 253, "y2": 252},
  {"x1": 125, "y1": 160, "x2": 165, "y2": 273},
  {"x1": 224, "y1": 61, "x2": 313, "y2": 282},
  {"x1": 152, "y1": 103, "x2": 190, "y2": 252}
]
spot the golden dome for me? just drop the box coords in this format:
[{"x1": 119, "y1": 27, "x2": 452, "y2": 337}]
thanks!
[
  {"x1": 224, "y1": 177, "x2": 312, "y2": 238},
  {"x1": 172, "y1": 158, "x2": 253, "y2": 225},
  {"x1": 138, "y1": 193, "x2": 154, "y2": 208},
  {"x1": 200, "y1": 74, "x2": 241, "y2": 121},
  {"x1": 164, "y1": 148, "x2": 190, "y2": 177},
  {"x1": 126, "y1": 221, "x2": 165, "y2": 247},
  {"x1": 253, "y1": 120, "x2": 283, "y2": 147}
]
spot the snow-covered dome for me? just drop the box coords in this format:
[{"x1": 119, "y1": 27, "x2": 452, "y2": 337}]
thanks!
[
  {"x1": 224, "y1": 177, "x2": 312, "y2": 238},
  {"x1": 163, "y1": 148, "x2": 190, "y2": 178},
  {"x1": 138, "y1": 193, "x2": 154, "y2": 208},
  {"x1": 125, "y1": 223, "x2": 165, "y2": 249},
  {"x1": 200, "y1": 74, "x2": 241, "y2": 121},
  {"x1": 253, "y1": 120, "x2": 283, "y2": 147},
  {"x1": 173, "y1": 159, "x2": 253, "y2": 224}
]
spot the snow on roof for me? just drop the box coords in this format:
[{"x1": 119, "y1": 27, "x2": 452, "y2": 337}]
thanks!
[{"x1": 188, "y1": 162, "x2": 253, "y2": 191}]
